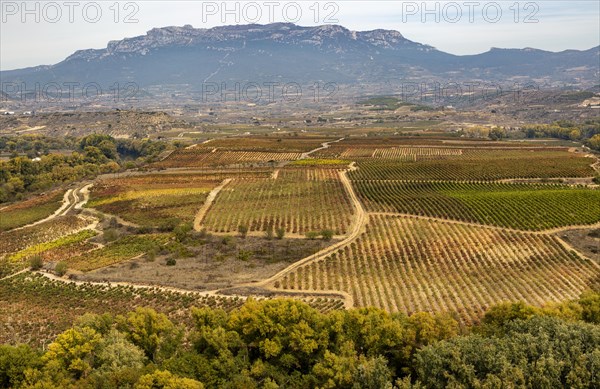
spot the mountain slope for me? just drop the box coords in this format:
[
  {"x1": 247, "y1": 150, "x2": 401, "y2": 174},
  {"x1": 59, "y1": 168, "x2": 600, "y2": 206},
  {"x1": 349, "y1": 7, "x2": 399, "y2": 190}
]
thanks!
[{"x1": 1, "y1": 23, "x2": 598, "y2": 91}]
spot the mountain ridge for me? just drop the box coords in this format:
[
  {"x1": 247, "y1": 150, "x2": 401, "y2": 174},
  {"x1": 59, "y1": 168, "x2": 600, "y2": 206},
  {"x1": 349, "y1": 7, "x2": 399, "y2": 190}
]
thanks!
[{"x1": 2, "y1": 23, "x2": 598, "y2": 93}]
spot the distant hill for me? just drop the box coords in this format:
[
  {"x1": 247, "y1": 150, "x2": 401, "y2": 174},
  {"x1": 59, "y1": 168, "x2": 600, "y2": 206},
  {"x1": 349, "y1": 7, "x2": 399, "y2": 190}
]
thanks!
[{"x1": 1, "y1": 23, "x2": 598, "y2": 93}]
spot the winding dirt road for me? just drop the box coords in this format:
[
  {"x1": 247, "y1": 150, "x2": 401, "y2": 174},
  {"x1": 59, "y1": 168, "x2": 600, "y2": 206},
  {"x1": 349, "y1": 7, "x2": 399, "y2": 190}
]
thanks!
[
  {"x1": 193, "y1": 178, "x2": 233, "y2": 231},
  {"x1": 257, "y1": 163, "x2": 367, "y2": 294},
  {"x1": 12, "y1": 183, "x2": 93, "y2": 232}
]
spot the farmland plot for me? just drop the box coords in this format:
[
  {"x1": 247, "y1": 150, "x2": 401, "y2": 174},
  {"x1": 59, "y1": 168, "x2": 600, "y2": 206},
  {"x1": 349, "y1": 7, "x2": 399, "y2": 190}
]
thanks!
[
  {"x1": 353, "y1": 181, "x2": 600, "y2": 230},
  {"x1": 273, "y1": 215, "x2": 599, "y2": 323},
  {"x1": 202, "y1": 169, "x2": 354, "y2": 235},
  {"x1": 154, "y1": 149, "x2": 302, "y2": 168},
  {"x1": 88, "y1": 174, "x2": 222, "y2": 228},
  {"x1": 0, "y1": 190, "x2": 64, "y2": 231},
  {"x1": 350, "y1": 149, "x2": 595, "y2": 180}
]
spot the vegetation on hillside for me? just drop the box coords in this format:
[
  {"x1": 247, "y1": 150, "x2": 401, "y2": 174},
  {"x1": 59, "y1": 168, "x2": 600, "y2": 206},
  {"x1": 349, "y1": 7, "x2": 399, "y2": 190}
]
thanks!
[
  {"x1": 0, "y1": 134, "x2": 167, "y2": 203},
  {"x1": 0, "y1": 294, "x2": 598, "y2": 388}
]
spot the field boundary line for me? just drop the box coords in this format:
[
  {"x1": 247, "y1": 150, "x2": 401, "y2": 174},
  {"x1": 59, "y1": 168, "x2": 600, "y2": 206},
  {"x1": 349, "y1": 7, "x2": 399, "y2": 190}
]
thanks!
[
  {"x1": 0, "y1": 269, "x2": 29, "y2": 282},
  {"x1": 32, "y1": 270, "x2": 249, "y2": 300}
]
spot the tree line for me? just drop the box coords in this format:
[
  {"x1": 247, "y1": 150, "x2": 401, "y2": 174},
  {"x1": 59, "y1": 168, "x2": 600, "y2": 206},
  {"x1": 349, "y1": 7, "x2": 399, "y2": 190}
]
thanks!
[
  {"x1": 0, "y1": 134, "x2": 168, "y2": 203},
  {"x1": 0, "y1": 292, "x2": 598, "y2": 388}
]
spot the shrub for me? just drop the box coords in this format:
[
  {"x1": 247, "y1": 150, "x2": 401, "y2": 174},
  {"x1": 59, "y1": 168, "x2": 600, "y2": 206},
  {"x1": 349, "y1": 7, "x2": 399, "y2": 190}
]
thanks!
[
  {"x1": 321, "y1": 229, "x2": 334, "y2": 241},
  {"x1": 29, "y1": 255, "x2": 43, "y2": 270},
  {"x1": 103, "y1": 228, "x2": 119, "y2": 243},
  {"x1": 166, "y1": 258, "x2": 177, "y2": 266},
  {"x1": 305, "y1": 231, "x2": 319, "y2": 240},
  {"x1": 264, "y1": 225, "x2": 274, "y2": 240},
  {"x1": 54, "y1": 262, "x2": 68, "y2": 276},
  {"x1": 276, "y1": 228, "x2": 286, "y2": 240},
  {"x1": 174, "y1": 223, "x2": 193, "y2": 242},
  {"x1": 237, "y1": 250, "x2": 252, "y2": 262},
  {"x1": 238, "y1": 225, "x2": 249, "y2": 238}
]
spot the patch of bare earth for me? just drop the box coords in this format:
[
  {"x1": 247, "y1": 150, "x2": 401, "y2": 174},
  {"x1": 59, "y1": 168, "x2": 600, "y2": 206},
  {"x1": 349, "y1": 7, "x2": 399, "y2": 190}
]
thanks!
[
  {"x1": 556, "y1": 228, "x2": 600, "y2": 262},
  {"x1": 78, "y1": 235, "x2": 336, "y2": 290}
]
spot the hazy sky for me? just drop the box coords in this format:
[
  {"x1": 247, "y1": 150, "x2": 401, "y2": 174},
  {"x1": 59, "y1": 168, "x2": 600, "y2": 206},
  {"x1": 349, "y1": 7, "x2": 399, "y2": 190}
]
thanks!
[{"x1": 1, "y1": 1, "x2": 599, "y2": 70}]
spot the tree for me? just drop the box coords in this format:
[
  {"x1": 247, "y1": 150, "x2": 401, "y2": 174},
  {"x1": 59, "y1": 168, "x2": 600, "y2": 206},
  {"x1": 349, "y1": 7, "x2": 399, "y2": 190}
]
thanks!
[
  {"x1": 43, "y1": 327, "x2": 102, "y2": 379},
  {"x1": 587, "y1": 134, "x2": 600, "y2": 151},
  {"x1": 54, "y1": 261, "x2": 68, "y2": 276},
  {"x1": 117, "y1": 308, "x2": 181, "y2": 362},
  {"x1": 479, "y1": 301, "x2": 538, "y2": 335},
  {"x1": 135, "y1": 370, "x2": 204, "y2": 389},
  {"x1": 579, "y1": 291, "x2": 600, "y2": 324},
  {"x1": 0, "y1": 344, "x2": 42, "y2": 388},
  {"x1": 96, "y1": 330, "x2": 146, "y2": 372},
  {"x1": 29, "y1": 255, "x2": 43, "y2": 270}
]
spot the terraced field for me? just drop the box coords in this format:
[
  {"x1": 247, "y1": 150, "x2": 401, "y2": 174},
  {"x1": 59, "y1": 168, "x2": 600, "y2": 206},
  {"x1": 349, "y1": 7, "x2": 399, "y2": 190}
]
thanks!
[
  {"x1": 0, "y1": 215, "x2": 94, "y2": 278},
  {"x1": 273, "y1": 215, "x2": 599, "y2": 323},
  {"x1": 202, "y1": 169, "x2": 354, "y2": 235},
  {"x1": 353, "y1": 181, "x2": 600, "y2": 230},
  {"x1": 67, "y1": 233, "x2": 170, "y2": 272},
  {"x1": 197, "y1": 137, "x2": 335, "y2": 152}
]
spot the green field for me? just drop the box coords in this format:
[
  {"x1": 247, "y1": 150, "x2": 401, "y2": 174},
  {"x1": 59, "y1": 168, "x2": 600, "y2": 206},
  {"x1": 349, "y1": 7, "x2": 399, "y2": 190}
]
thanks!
[{"x1": 353, "y1": 181, "x2": 600, "y2": 230}]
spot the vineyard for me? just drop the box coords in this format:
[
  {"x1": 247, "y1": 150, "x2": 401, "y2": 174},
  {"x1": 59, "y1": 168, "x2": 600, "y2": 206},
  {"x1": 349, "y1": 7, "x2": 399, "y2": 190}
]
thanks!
[
  {"x1": 313, "y1": 137, "x2": 571, "y2": 158},
  {"x1": 353, "y1": 180, "x2": 600, "y2": 230},
  {"x1": 88, "y1": 174, "x2": 222, "y2": 228},
  {"x1": 67, "y1": 234, "x2": 170, "y2": 272},
  {"x1": 348, "y1": 149, "x2": 595, "y2": 180},
  {"x1": 195, "y1": 136, "x2": 336, "y2": 152},
  {"x1": 0, "y1": 215, "x2": 92, "y2": 258},
  {"x1": 202, "y1": 169, "x2": 354, "y2": 235},
  {"x1": 154, "y1": 149, "x2": 303, "y2": 168},
  {"x1": 0, "y1": 272, "x2": 343, "y2": 348},
  {"x1": 0, "y1": 190, "x2": 63, "y2": 231},
  {"x1": 273, "y1": 215, "x2": 599, "y2": 323}
]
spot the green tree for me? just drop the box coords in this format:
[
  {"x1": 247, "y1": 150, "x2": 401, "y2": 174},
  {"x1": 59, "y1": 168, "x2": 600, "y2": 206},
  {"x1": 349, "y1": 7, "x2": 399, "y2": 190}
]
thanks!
[
  {"x1": 0, "y1": 344, "x2": 42, "y2": 388},
  {"x1": 117, "y1": 308, "x2": 181, "y2": 362},
  {"x1": 43, "y1": 327, "x2": 102, "y2": 379},
  {"x1": 135, "y1": 370, "x2": 204, "y2": 389}
]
